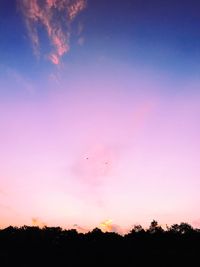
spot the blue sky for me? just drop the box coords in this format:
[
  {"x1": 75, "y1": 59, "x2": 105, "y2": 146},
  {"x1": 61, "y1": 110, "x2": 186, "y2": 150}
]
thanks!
[{"x1": 1, "y1": 0, "x2": 200, "y2": 78}]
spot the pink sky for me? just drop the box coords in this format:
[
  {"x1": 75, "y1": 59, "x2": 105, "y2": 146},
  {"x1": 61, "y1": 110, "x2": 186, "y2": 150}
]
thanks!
[{"x1": 0, "y1": 64, "x2": 200, "y2": 232}]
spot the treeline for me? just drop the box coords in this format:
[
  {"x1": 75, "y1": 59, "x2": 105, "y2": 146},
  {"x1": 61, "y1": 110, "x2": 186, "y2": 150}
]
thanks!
[{"x1": 0, "y1": 221, "x2": 199, "y2": 266}]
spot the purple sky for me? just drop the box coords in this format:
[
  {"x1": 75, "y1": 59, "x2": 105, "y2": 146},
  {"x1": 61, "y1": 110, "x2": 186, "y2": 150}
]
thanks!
[{"x1": 0, "y1": 0, "x2": 200, "y2": 232}]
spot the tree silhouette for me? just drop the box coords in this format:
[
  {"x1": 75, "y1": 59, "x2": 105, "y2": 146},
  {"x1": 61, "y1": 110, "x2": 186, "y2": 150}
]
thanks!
[
  {"x1": 169, "y1": 223, "x2": 194, "y2": 234},
  {"x1": 0, "y1": 221, "x2": 199, "y2": 266},
  {"x1": 148, "y1": 220, "x2": 164, "y2": 234},
  {"x1": 131, "y1": 224, "x2": 144, "y2": 233}
]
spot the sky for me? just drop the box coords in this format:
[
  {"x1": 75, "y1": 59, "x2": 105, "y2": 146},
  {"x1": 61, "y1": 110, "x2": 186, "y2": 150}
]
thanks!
[{"x1": 0, "y1": 0, "x2": 200, "y2": 233}]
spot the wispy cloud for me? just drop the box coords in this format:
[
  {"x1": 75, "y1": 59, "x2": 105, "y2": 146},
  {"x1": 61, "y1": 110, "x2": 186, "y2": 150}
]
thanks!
[{"x1": 19, "y1": 0, "x2": 86, "y2": 64}]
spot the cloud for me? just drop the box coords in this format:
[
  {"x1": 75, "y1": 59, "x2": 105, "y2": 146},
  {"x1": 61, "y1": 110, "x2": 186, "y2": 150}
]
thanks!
[
  {"x1": 32, "y1": 217, "x2": 46, "y2": 228},
  {"x1": 100, "y1": 219, "x2": 113, "y2": 232},
  {"x1": 49, "y1": 53, "x2": 60, "y2": 65},
  {"x1": 19, "y1": 0, "x2": 86, "y2": 64},
  {"x1": 99, "y1": 219, "x2": 123, "y2": 234},
  {"x1": 73, "y1": 224, "x2": 89, "y2": 233}
]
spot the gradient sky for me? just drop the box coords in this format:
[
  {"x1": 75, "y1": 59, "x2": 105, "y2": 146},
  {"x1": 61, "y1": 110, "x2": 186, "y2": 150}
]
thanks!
[{"x1": 0, "y1": 0, "x2": 200, "y2": 233}]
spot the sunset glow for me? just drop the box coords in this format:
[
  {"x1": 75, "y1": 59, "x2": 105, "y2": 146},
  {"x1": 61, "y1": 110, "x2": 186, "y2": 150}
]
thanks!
[{"x1": 0, "y1": 0, "x2": 200, "y2": 232}]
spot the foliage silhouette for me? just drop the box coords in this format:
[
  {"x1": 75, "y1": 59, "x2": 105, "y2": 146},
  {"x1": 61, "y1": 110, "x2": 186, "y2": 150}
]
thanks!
[{"x1": 0, "y1": 221, "x2": 199, "y2": 266}]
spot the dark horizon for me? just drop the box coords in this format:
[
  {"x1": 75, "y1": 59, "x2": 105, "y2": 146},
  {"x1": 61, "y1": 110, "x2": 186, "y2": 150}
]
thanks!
[{"x1": 0, "y1": 220, "x2": 199, "y2": 266}]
